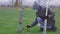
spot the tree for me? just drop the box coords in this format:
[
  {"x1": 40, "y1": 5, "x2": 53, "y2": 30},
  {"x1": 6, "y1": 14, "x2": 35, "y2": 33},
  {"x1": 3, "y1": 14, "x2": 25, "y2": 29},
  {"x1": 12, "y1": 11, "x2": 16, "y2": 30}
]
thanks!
[
  {"x1": 15, "y1": 0, "x2": 19, "y2": 7},
  {"x1": 18, "y1": 0, "x2": 25, "y2": 32}
]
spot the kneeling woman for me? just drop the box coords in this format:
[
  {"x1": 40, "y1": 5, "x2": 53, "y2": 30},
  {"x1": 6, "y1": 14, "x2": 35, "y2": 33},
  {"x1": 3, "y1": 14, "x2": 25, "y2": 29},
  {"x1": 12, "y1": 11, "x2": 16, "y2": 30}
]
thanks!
[{"x1": 26, "y1": 6, "x2": 57, "y2": 31}]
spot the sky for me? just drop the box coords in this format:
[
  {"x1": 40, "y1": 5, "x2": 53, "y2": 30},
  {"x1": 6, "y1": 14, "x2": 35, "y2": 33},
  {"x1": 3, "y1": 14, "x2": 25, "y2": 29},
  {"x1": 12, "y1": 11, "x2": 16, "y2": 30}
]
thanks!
[
  {"x1": 0, "y1": 0, "x2": 60, "y2": 6},
  {"x1": 0, "y1": 0, "x2": 12, "y2": 5},
  {"x1": 22, "y1": 0, "x2": 60, "y2": 6}
]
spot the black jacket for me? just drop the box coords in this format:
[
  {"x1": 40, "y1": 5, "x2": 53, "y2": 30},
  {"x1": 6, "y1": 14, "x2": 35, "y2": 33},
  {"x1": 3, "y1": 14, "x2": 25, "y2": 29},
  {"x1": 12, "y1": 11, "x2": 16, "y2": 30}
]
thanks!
[{"x1": 31, "y1": 6, "x2": 55, "y2": 27}]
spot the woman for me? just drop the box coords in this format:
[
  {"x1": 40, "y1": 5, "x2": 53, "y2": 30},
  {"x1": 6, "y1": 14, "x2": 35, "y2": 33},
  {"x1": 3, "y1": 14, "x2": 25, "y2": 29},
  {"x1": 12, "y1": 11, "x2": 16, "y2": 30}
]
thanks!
[{"x1": 26, "y1": 1, "x2": 57, "y2": 32}]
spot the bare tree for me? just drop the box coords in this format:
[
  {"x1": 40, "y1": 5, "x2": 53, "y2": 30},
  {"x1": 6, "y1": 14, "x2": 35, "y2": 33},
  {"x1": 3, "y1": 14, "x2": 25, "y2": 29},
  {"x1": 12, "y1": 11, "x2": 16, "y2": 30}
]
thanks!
[{"x1": 18, "y1": 0, "x2": 25, "y2": 32}]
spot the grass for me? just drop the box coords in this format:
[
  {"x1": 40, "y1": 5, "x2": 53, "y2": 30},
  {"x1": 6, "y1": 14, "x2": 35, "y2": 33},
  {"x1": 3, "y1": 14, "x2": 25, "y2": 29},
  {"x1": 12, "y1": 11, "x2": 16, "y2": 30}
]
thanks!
[{"x1": 0, "y1": 7, "x2": 60, "y2": 34}]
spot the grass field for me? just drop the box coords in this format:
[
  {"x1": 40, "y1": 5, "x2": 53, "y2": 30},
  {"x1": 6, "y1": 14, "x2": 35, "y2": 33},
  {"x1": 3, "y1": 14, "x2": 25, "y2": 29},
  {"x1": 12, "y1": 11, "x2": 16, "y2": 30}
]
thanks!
[{"x1": 0, "y1": 7, "x2": 60, "y2": 34}]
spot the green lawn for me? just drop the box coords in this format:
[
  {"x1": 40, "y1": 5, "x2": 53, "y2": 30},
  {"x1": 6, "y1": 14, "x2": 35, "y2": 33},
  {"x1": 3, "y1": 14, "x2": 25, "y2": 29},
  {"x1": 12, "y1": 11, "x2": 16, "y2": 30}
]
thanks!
[{"x1": 0, "y1": 7, "x2": 60, "y2": 34}]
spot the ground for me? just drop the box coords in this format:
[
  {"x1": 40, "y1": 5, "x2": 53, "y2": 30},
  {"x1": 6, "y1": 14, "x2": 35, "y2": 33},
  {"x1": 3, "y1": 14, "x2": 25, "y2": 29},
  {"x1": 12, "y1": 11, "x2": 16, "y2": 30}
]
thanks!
[{"x1": 0, "y1": 7, "x2": 60, "y2": 34}]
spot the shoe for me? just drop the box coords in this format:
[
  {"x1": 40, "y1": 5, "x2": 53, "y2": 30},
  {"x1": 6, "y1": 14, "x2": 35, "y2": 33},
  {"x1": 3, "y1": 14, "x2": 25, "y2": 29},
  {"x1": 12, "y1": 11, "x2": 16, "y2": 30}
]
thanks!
[
  {"x1": 39, "y1": 28, "x2": 43, "y2": 32},
  {"x1": 51, "y1": 26, "x2": 57, "y2": 32}
]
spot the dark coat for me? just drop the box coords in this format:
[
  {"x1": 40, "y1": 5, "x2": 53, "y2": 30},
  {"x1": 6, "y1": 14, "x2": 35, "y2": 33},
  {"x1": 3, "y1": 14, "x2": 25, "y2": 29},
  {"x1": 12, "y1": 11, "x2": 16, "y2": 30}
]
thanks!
[
  {"x1": 37, "y1": 6, "x2": 55, "y2": 25},
  {"x1": 31, "y1": 6, "x2": 55, "y2": 26}
]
